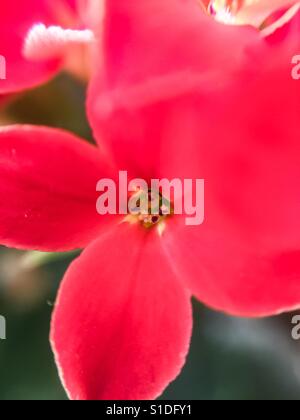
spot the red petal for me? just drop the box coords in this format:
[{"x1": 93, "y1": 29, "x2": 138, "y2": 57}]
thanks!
[
  {"x1": 160, "y1": 216, "x2": 300, "y2": 317},
  {"x1": 51, "y1": 223, "x2": 192, "y2": 400},
  {"x1": 88, "y1": 3, "x2": 300, "y2": 248},
  {"x1": 155, "y1": 15, "x2": 300, "y2": 316},
  {"x1": 237, "y1": 0, "x2": 299, "y2": 26},
  {"x1": 88, "y1": 0, "x2": 261, "y2": 178},
  {"x1": 0, "y1": 0, "x2": 73, "y2": 94},
  {"x1": 0, "y1": 125, "x2": 114, "y2": 251},
  {"x1": 263, "y1": 4, "x2": 300, "y2": 42},
  {"x1": 87, "y1": 2, "x2": 300, "y2": 317},
  {"x1": 88, "y1": 1, "x2": 300, "y2": 247}
]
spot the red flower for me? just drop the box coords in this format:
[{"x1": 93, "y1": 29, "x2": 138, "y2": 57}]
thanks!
[
  {"x1": 0, "y1": 0, "x2": 102, "y2": 94},
  {"x1": 88, "y1": 0, "x2": 300, "y2": 315},
  {"x1": 0, "y1": 0, "x2": 299, "y2": 400}
]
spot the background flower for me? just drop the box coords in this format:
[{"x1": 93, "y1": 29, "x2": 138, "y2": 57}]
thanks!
[{"x1": 0, "y1": 0, "x2": 102, "y2": 95}]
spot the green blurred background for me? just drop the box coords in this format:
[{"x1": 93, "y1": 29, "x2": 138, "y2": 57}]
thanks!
[{"x1": 0, "y1": 75, "x2": 300, "y2": 400}]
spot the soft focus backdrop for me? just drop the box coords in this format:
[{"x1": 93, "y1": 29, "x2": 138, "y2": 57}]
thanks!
[{"x1": 0, "y1": 75, "x2": 300, "y2": 400}]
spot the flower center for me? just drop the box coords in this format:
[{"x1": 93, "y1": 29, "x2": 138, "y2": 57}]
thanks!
[
  {"x1": 127, "y1": 189, "x2": 173, "y2": 230},
  {"x1": 207, "y1": 0, "x2": 243, "y2": 24}
]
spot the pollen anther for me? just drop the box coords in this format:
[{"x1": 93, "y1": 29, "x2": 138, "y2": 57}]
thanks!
[{"x1": 128, "y1": 189, "x2": 173, "y2": 229}]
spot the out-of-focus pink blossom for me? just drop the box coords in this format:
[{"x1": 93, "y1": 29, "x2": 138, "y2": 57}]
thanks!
[{"x1": 0, "y1": 0, "x2": 103, "y2": 94}]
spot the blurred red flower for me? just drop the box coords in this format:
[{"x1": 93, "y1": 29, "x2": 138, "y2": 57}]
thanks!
[{"x1": 0, "y1": 0, "x2": 102, "y2": 95}]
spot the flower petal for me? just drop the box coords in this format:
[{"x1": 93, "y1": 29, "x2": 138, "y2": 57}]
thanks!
[
  {"x1": 159, "y1": 9, "x2": 300, "y2": 316},
  {"x1": 162, "y1": 216, "x2": 300, "y2": 317},
  {"x1": 77, "y1": 0, "x2": 105, "y2": 30},
  {"x1": 0, "y1": 125, "x2": 114, "y2": 251},
  {"x1": 87, "y1": 0, "x2": 300, "y2": 318},
  {"x1": 89, "y1": 0, "x2": 300, "y2": 254},
  {"x1": 263, "y1": 3, "x2": 300, "y2": 41},
  {"x1": 51, "y1": 223, "x2": 192, "y2": 400},
  {"x1": 88, "y1": 0, "x2": 261, "y2": 177},
  {"x1": 236, "y1": 0, "x2": 299, "y2": 27}
]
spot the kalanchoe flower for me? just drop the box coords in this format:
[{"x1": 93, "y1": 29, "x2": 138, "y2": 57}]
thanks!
[
  {"x1": 0, "y1": 0, "x2": 300, "y2": 400},
  {"x1": 0, "y1": 125, "x2": 193, "y2": 400},
  {"x1": 0, "y1": 0, "x2": 102, "y2": 94}
]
